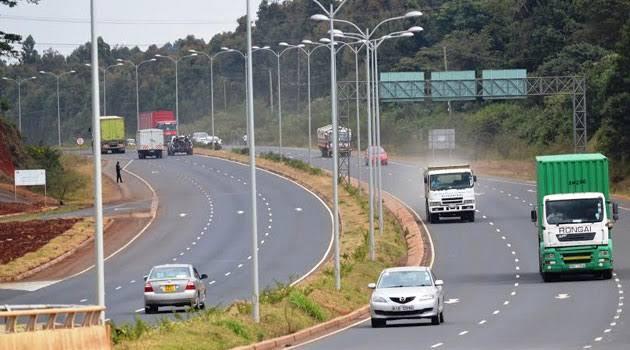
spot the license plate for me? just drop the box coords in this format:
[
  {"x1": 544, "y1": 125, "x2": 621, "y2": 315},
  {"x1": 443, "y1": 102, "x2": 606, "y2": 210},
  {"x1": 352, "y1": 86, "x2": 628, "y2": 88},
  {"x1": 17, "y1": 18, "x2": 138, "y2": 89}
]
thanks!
[
  {"x1": 392, "y1": 305, "x2": 414, "y2": 312},
  {"x1": 569, "y1": 263, "x2": 586, "y2": 269},
  {"x1": 163, "y1": 285, "x2": 176, "y2": 293}
]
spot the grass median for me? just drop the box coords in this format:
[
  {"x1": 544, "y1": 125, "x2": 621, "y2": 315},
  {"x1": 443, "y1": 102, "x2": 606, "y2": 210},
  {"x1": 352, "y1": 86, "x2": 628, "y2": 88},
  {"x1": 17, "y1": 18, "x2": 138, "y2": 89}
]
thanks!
[{"x1": 112, "y1": 149, "x2": 408, "y2": 349}]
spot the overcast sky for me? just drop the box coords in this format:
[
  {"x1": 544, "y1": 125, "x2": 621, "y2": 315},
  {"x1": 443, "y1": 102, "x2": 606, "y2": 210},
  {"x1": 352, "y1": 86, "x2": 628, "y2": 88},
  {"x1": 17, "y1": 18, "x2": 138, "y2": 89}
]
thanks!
[{"x1": 3, "y1": 0, "x2": 265, "y2": 56}]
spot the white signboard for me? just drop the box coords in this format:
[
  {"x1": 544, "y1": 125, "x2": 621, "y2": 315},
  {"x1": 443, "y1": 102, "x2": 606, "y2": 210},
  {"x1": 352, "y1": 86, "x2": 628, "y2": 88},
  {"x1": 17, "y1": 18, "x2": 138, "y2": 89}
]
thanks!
[
  {"x1": 429, "y1": 129, "x2": 456, "y2": 150},
  {"x1": 14, "y1": 169, "x2": 46, "y2": 186},
  {"x1": 76, "y1": 137, "x2": 85, "y2": 145}
]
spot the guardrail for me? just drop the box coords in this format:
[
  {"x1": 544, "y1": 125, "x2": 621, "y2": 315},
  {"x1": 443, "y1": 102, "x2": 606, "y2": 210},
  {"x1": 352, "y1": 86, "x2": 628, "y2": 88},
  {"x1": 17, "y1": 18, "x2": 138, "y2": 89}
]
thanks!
[{"x1": 0, "y1": 305, "x2": 110, "y2": 350}]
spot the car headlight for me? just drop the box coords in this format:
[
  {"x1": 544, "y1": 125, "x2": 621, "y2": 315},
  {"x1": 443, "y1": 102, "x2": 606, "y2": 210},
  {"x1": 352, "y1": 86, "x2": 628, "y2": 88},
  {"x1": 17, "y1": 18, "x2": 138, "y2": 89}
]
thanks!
[
  {"x1": 463, "y1": 199, "x2": 475, "y2": 204},
  {"x1": 417, "y1": 294, "x2": 435, "y2": 301},
  {"x1": 429, "y1": 201, "x2": 441, "y2": 207},
  {"x1": 371, "y1": 295, "x2": 387, "y2": 303},
  {"x1": 544, "y1": 253, "x2": 555, "y2": 260}
]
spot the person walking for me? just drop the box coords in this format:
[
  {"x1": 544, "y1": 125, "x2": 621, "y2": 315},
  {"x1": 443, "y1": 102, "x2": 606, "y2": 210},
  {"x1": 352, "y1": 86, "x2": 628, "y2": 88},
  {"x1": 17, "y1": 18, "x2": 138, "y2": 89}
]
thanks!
[{"x1": 116, "y1": 161, "x2": 123, "y2": 183}]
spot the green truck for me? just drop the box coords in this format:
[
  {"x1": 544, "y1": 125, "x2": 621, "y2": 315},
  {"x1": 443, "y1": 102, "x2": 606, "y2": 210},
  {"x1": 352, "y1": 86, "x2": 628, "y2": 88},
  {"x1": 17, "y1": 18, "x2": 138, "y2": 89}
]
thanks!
[
  {"x1": 531, "y1": 153, "x2": 620, "y2": 281},
  {"x1": 100, "y1": 116, "x2": 126, "y2": 154}
]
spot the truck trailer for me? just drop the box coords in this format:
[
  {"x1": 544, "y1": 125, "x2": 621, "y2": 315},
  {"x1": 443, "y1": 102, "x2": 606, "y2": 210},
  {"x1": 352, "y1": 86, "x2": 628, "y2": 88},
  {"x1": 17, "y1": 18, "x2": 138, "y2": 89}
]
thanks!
[
  {"x1": 136, "y1": 129, "x2": 164, "y2": 159},
  {"x1": 531, "y1": 153, "x2": 620, "y2": 281},
  {"x1": 139, "y1": 110, "x2": 177, "y2": 139},
  {"x1": 100, "y1": 116, "x2": 126, "y2": 154},
  {"x1": 317, "y1": 124, "x2": 352, "y2": 158}
]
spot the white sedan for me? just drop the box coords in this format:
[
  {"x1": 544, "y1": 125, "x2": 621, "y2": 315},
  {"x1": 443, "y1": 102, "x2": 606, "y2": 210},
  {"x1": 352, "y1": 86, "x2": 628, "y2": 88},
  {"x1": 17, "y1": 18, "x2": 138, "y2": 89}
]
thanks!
[{"x1": 369, "y1": 266, "x2": 445, "y2": 327}]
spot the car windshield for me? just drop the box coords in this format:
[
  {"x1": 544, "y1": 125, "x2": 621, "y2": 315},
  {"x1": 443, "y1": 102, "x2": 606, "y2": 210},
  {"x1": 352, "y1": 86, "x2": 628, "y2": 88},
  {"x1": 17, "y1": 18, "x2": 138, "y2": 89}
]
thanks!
[
  {"x1": 157, "y1": 123, "x2": 177, "y2": 131},
  {"x1": 368, "y1": 147, "x2": 385, "y2": 155},
  {"x1": 194, "y1": 132, "x2": 208, "y2": 139},
  {"x1": 545, "y1": 198, "x2": 604, "y2": 225},
  {"x1": 149, "y1": 266, "x2": 191, "y2": 280},
  {"x1": 378, "y1": 270, "x2": 433, "y2": 288},
  {"x1": 429, "y1": 172, "x2": 473, "y2": 190}
]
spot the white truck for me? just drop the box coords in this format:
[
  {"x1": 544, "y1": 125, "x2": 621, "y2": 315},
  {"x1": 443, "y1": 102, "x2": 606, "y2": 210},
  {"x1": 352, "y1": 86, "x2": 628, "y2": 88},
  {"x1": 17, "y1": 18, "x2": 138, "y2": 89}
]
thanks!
[
  {"x1": 424, "y1": 165, "x2": 477, "y2": 223},
  {"x1": 137, "y1": 129, "x2": 164, "y2": 159},
  {"x1": 317, "y1": 124, "x2": 352, "y2": 158}
]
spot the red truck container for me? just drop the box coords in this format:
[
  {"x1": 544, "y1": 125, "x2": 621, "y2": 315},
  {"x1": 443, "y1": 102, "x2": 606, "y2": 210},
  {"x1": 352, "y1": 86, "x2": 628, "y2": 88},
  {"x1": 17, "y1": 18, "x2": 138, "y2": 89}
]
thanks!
[{"x1": 139, "y1": 110, "x2": 177, "y2": 139}]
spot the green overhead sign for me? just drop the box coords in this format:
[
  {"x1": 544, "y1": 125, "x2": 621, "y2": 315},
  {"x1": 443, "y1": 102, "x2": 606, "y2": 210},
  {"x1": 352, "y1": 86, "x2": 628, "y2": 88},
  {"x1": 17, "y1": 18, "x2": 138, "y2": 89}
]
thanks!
[
  {"x1": 482, "y1": 69, "x2": 527, "y2": 99},
  {"x1": 430, "y1": 71, "x2": 476, "y2": 101},
  {"x1": 380, "y1": 72, "x2": 425, "y2": 101}
]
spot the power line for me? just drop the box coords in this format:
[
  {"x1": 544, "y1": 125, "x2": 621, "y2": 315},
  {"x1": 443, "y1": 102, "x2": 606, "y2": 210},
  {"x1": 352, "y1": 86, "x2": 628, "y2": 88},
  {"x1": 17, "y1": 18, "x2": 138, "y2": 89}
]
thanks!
[{"x1": 1, "y1": 14, "x2": 236, "y2": 25}]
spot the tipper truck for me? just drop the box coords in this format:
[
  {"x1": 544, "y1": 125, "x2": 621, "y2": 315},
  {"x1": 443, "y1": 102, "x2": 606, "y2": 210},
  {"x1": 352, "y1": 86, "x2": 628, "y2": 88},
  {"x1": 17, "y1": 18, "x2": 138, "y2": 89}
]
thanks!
[
  {"x1": 317, "y1": 124, "x2": 352, "y2": 158},
  {"x1": 424, "y1": 165, "x2": 477, "y2": 223},
  {"x1": 139, "y1": 110, "x2": 177, "y2": 139},
  {"x1": 531, "y1": 153, "x2": 620, "y2": 281},
  {"x1": 137, "y1": 129, "x2": 164, "y2": 159},
  {"x1": 100, "y1": 116, "x2": 126, "y2": 154}
]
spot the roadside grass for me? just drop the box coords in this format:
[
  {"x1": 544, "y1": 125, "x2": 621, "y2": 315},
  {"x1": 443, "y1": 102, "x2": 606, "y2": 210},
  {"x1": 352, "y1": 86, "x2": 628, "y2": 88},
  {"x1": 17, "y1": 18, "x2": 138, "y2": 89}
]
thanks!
[
  {"x1": 113, "y1": 149, "x2": 407, "y2": 350},
  {"x1": 0, "y1": 218, "x2": 95, "y2": 281},
  {"x1": 0, "y1": 204, "x2": 83, "y2": 223}
]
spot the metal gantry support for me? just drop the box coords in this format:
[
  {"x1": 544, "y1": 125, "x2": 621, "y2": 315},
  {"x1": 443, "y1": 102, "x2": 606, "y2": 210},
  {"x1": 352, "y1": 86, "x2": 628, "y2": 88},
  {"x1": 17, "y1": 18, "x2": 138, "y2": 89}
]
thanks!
[{"x1": 338, "y1": 76, "x2": 588, "y2": 152}]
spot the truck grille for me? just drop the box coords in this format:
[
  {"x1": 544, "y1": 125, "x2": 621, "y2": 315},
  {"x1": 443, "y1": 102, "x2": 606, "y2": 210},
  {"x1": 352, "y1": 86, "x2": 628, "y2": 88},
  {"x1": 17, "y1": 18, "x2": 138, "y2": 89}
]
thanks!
[
  {"x1": 562, "y1": 252, "x2": 592, "y2": 264},
  {"x1": 557, "y1": 232, "x2": 596, "y2": 242},
  {"x1": 390, "y1": 296, "x2": 415, "y2": 304},
  {"x1": 442, "y1": 197, "x2": 463, "y2": 205}
]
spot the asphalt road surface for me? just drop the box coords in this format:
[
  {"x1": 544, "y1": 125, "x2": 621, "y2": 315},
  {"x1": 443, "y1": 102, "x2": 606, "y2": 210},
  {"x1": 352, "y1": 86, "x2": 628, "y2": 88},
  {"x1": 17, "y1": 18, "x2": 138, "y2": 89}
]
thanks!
[
  {"x1": 261, "y1": 147, "x2": 629, "y2": 350},
  {"x1": 0, "y1": 152, "x2": 333, "y2": 324}
]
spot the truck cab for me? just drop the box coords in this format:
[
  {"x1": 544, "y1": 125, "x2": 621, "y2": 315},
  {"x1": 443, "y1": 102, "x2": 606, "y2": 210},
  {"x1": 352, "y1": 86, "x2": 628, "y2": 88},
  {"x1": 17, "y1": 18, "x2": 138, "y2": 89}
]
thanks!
[{"x1": 424, "y1": 165, "x2": 477, "y2": 223}]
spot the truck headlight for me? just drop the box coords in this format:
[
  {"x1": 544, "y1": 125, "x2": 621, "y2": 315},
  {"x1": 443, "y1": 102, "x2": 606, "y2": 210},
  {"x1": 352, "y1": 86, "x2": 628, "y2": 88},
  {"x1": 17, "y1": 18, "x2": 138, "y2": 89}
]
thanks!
[
  {"x1": 544, "y1": 253, "x2": 555, "y2": 260},
  {"x1": 599, "y1": 250, "x2": 609, "y2": 257},
  {"x1": 463, "y1": 199, "x2": 475, "y2": 204},
  {"x1": 372, "y1": 296, "x2": 387, "y2": 303},
  {"x1": 429, "y1": 201, "x2": 441, "y2": 207}
]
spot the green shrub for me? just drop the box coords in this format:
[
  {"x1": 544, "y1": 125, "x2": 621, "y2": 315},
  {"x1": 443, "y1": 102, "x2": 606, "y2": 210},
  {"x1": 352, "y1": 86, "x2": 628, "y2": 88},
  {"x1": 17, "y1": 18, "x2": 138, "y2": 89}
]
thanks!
[
  {"x1": 217, "y1": 319, "x2": 251, "y2": 340},
  {"x1": 288, "y1": 290, "x2": 326, "y2": 321}
]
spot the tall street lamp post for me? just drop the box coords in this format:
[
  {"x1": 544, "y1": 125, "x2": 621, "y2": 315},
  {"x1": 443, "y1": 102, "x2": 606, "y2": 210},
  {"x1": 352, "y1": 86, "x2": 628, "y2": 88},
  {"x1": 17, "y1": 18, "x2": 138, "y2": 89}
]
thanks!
[
  {"x1": 1, "y1": 76, "x2": 36, "y2": 133},
  {"x1": 155, "y1": 53, "x2": 198, "y2": 133},
  {"x1": 117, "y1": 58, "x2": 157, "y2": 131},
  {"x1": 39, "y1": 69, "x2": 76, "y2": 146}
]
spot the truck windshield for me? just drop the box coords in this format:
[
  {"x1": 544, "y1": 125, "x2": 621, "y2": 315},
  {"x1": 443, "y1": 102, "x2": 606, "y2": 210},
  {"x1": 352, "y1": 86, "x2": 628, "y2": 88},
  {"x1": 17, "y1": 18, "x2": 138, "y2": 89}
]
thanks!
[
  {"x1": 338, "y1": 132, "x2": 350, "y2": 142},
  {"x1": 545, "y1": 198, "x2": 604, "y2": 225},
  {"x1": 429, "y1": 172, "x2": 473, "y2": 190},
  {"x1": 157, "y1": 123, "x2": 177, "y2": 131}
]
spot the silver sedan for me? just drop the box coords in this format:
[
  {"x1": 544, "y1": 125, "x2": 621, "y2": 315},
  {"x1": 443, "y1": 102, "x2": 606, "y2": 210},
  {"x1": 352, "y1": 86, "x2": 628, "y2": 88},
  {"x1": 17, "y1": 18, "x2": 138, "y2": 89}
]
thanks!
[
  {"x1": 143, "y1": 264, "x2": 208, "y2": 314},
  {"x1": 368, "y1": 266, "x2": 445, "y2": 327}
]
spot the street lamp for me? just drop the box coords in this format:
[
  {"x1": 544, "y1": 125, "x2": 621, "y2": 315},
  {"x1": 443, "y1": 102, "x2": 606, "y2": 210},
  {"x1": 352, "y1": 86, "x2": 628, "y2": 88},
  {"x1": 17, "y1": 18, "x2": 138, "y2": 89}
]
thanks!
[
  {"x1": 85, "y1": 62, "x2": 124, "y2": 116},
  {"x1": 39, "y1": 69, "x2": 76, "y2": 146},
  {"x1": 116, "y1": 58, "x2": 157, "y2": 131},
  {"x1": 154, "y1": 53, "x2": 198, "y2": 133},
  {"x1": 1, "y1": 76, "x2": 36, "y2": 132},
  {"x1": 251, "y1": 44, "x2": 301, "y2": 156}
]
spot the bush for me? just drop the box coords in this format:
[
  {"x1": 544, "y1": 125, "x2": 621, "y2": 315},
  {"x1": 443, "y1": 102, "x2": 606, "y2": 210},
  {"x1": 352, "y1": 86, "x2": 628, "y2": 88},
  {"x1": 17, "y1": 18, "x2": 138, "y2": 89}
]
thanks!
[{"x1": 288, "y1": 290, "x2": 327, "y2": 321}]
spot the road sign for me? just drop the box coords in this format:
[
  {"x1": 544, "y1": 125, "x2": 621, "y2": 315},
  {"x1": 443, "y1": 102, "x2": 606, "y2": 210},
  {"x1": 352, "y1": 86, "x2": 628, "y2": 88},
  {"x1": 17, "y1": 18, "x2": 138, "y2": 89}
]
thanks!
[
  {"x1": 77, "y1": 137, "x2": 85, "y2": 145},
  {"x1": 14, "y1": 169, "x2": 46, "y2": 186},
  {"x1": 429, "y1": 129, "x2": 455, "y2": 150}
]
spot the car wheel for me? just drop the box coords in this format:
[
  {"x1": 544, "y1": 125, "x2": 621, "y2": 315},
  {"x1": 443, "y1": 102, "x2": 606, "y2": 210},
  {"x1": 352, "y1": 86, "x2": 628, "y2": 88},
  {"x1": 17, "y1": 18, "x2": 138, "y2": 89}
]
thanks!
[
  {"x1": 371, "y1": 318, "x2": 386, "y2": 328},
  {"x1": 431, "y1": 315, "x2": 440, "y2": 325},
  {"x1": 145, "y1": 305, "x2": 157, "y2": 314},
  {"x1": 439, "y1": 311, "x2": 444, "y2": 323}
]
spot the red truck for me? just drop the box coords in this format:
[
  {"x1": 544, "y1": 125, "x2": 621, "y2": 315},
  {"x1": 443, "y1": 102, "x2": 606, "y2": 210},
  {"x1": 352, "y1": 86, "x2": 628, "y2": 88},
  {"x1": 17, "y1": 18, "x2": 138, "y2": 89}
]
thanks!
[{"x1": 139, "y1": 110, "x2": 177, "y2": 139}]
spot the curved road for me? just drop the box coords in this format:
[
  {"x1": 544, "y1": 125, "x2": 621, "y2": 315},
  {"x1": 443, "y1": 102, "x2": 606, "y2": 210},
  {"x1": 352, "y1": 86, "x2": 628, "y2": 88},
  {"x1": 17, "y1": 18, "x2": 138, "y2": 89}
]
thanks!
[
  {"x1": 267, "y1": 147, "x2": 629, "y2": 350},
  {"x1": 0, "y1": 153, "x2": 333, "y2": 323}
]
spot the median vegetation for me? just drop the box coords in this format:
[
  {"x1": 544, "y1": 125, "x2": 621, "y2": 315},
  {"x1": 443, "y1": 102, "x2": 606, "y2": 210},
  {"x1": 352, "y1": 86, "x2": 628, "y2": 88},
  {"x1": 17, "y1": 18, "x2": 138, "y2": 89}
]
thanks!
[{"x1": 113, "y1": 150, "x2": 408, "y2": 349}]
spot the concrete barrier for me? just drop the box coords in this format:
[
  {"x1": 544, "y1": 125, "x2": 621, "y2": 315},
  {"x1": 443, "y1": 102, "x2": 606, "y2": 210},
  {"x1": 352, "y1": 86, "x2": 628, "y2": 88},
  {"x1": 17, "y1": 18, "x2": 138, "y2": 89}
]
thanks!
[{"x1": 0, "y1": 305, "x2": 111, "y2": 350}]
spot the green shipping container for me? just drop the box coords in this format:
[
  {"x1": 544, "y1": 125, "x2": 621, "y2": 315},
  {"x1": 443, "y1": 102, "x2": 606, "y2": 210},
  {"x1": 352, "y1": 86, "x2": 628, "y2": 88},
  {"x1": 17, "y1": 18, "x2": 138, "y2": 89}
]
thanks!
[{"x1": 100, "y1": 116, "x2": 125, "y2": 142}]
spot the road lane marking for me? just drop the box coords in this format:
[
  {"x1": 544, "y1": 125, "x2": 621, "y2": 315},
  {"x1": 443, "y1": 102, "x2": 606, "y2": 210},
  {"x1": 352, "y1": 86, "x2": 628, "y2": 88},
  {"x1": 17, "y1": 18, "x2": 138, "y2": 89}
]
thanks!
[
  {"x1": 238, "y1": 264, "x2": 243, "y2": 268},
  {"x1": 459, "y1": 330, "x2": 469, "y2": 336},
  {"x1": 431, "y1": 343, "x2": 443, "y2": 348},
  {"x1": 115, "y1": 286, "x2": 122, "y2": 290},
  {"x1": 130, "y1": 280, "x2": 136, "y2": 284},
  {"x1": 179, "y1": 213, "x2": 187, "y2": 217},
  {"x1": 445, "y1": 298, "x2": 460, "y2": 304},
  {"x1": 209, "y1": 280, "x2": 216, "y2": 285},
  {"x1": 225, "y1": 272, "x2": 231, "y2": 277},
  {"x1": 493, "y1": 310, "x2": 500, "y2": 315},
  {"x1": 479, "y1": 320, "x2": 487, "y2": 325},
  {"x1": 80, "y1": 299, "x2": 87, "y2": 303},
  {"x1": 135, "y1": 308, "x2": 144, "y2": 313},
  {"x1": 237, "y1": 210, "x2": 244, "y2": 215}
]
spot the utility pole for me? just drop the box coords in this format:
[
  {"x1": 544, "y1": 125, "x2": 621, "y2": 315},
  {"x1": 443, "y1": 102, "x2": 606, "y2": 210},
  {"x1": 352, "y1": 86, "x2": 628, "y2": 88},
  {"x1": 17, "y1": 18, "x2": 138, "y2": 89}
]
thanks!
[
  {"x1": 269, "y1": 70, "x2": 274, "y2": 114},
  {"x1": 443, "y1": 46, "x2": 451, "y2": 117}
]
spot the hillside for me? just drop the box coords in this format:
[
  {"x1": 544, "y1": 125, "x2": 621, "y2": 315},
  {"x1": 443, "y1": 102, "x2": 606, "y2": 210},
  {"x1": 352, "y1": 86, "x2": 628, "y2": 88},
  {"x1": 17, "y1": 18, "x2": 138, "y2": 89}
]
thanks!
[{"x1": 0, "y1": 117, "x2": 29, "y2": 180}]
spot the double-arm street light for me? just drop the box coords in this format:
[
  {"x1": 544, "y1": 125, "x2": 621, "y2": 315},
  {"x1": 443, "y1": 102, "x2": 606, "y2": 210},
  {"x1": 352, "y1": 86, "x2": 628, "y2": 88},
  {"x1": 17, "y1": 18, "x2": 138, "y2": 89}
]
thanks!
[
  {"x1": 85, "y1": 62, "x2": 124, "y2": 116},
  {"x1": 39, "y1": 69, "x2": 76, "y2": 146},
  {"x1": 116, "y1": 58, "x2": 157, "y2": 131},
  {"x1": 281, "y1": 41, "x2": 329, "y2": 165},
  {"x1": 1, "y1": 76, "x2": 37, "y2": 132},
  {"x1": 311, "y1": 4, "x2": 422, "y2": 267},
  {"x1": 154, "y1": 53, "x2": 199, "y2": 133},
  {"x1": 252, "y1": 44, "x2": 302, "y2": 156}
]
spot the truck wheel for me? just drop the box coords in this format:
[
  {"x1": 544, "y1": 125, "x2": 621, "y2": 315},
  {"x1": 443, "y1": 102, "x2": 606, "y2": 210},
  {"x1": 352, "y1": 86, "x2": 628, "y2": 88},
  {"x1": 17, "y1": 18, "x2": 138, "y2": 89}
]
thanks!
[
  {"x1": 468, "y1": 212, "x2": 475, "y2": 222},
  {"x1": 429, "y1": 213, "x2": 439, "y2": 224},
  {"x1": 542, "y1": 272, "x2": 557, "y2": 282},
  {"x1": 601, "y1": 270, "x2": 613, "y2": 280}
]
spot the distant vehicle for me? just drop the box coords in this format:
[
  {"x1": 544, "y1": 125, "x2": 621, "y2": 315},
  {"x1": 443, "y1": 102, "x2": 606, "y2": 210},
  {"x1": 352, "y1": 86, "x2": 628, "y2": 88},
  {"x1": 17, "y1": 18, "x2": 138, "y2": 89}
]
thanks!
[
  {"x1": 143, "y1": 264, "x2": 208, "y2": 314},
  {"x1": 317, "y1": 124, "x2": 352, "y2": 158},
  {"x1": 242, "y1": 134, "x2": 248, "y2": 145},
  {"x1": 100, "y1": 116, "x2": 126, "y2": 154},
  {"x1": 136, "y1": 129, "x2": 164, "y2": 159},
  {"x1": 365, "y1": 146, "x2": 388, "y2": 166},
  {"x1": 168, "y1": 135, "x2": 193, "y2": 156},
  {"x1": 531, "y1": 153, "x2": 619, "y2": 282},
  {"x1": 369, "y1": 266, "x2": 445, "y2": 327},
  {"x1": 139, "y1": 110, "x2": 177, "y2": 139},
  {"x1": 192, "y1": 132, "x2": 222, "y2": 149},
  {"x1": 424, "y1": 165, "x2": 477, "y2": 223},
  {"x1": 126, "y1": 138, "x2": 136, "y2": 147}
]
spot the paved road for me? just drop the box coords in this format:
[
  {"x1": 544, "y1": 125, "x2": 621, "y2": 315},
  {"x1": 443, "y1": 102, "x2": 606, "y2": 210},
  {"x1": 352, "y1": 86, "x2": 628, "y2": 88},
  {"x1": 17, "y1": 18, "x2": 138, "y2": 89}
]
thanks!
[
  {"x1": 0, "y1": 152, "x2": 332, "y2": 324},
  {"x1": 262, "y1": 147, "x2": 629, "y2": 350}
]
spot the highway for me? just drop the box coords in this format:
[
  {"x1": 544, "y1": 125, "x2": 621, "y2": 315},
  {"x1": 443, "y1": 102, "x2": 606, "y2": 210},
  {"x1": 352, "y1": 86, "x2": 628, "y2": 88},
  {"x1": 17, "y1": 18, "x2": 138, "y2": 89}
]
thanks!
[
  {"x1": 0, "y1": 152, "x2": 333, "y2": 323},
  {"x1": 262, "y1": 147, "x2": 629, "y2": 350}
]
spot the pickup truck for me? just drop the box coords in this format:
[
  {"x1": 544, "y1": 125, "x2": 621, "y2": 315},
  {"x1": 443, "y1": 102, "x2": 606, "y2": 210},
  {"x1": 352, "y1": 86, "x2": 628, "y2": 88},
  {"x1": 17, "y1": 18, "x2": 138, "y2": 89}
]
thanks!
[{"x1": 168, "y1": 136, "x2": 193, "y2": 156}]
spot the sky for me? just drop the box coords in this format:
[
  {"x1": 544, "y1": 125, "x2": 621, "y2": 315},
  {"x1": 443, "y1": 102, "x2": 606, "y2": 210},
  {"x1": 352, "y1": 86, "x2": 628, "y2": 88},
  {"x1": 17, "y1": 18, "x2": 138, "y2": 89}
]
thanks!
[{"x1": 3, "y1": 0, "x2": 265, "y2": 56}]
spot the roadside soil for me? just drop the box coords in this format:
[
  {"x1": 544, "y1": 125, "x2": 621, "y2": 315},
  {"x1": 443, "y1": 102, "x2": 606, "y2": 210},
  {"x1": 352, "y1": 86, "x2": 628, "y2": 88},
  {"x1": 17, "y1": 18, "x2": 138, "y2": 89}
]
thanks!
[
  {"x1": 0, "y1": 202, "x2": 45, "y2": 216},
  {"x1": 0, "y1": 218, "x2": 80, "y2": 265}
]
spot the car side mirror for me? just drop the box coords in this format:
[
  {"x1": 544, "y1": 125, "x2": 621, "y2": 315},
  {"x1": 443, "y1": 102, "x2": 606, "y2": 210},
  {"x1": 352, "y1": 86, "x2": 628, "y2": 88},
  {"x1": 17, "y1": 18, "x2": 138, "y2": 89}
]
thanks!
[
  {"x1": 434, "y1": 280, "x2": 444, "y2": 287},
  {"x1": 530, "y1": 209, "x2": 537, "y2": 223},
  {"x1": 473, "y1": 175, "x2": 477, "y2": 182},
  {"x1": 368, "y1": 283, "x2": 376, "y2": 289},
  {"x1": 143, "y1": 275, "x2": 148, "y2": 282},
  {"x1": 200, "y1": 274, "x2": 208, "y2": 280},
  {"x1": 612, "y1": 202, "x2": 620, "y2": 221},
  {"x1": 423, "y1": 176, "x2": 427, "y2": 184}
]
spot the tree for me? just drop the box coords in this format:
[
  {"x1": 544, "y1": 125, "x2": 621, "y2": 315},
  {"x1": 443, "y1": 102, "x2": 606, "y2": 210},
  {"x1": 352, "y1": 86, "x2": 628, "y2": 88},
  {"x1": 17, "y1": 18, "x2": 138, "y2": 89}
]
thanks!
[
  {"x1": 1, "y1": 0, "x2": 39, "y2": 58},
  {"x1": 21, "y1": 35, "x2": 39, "y2": 64}
]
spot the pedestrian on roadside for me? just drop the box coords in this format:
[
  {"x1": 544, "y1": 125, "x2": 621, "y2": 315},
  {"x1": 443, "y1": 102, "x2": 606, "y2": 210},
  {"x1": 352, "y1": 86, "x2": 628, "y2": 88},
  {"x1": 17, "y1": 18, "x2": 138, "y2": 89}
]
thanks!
[{"x1": 116, "y1": 161, "x2": 123, "y2": 183}]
